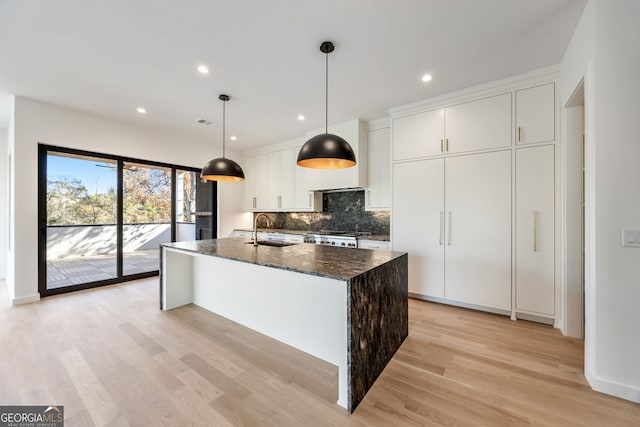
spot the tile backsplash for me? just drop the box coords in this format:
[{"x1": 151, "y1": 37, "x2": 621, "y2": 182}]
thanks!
[{"x1": 253, "y1": 190, "x2": 390, "y2": 235}]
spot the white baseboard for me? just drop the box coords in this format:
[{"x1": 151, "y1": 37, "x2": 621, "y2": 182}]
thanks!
[
  {"x1": 12, "y1": 293, "x2": 40, "y2": 305},
  {"x1": 586, "y1": 369, "x2": 640, "y2": 403}
]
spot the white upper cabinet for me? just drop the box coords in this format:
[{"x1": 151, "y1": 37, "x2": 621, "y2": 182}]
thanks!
[
  {"x1": 278, "y1": 148, "x2": 295, "y2": 210},
  {"x1": 266, "y1": 151, "x2": 281, "y2": 210},
  {"x1": 292, "y1": 143, "x2": 322, "y2": 212},
  {"x1": 303, "y1": 119, "x2": 367, "y2": 190},
  {"x1": 254, "y1": 153, "x2": 268, "y2": 210},
  {"x1": 516, "y1": 83, "x2": 555, "y2": 145},
  {"x1": 242, "y1": 155, "x2": 257, "y2": 211},
  {"x1": 392, "y1": 108, "x2": 444, "y2": 161},
  {"x1": 266, "y1": 149, "x2": 295, "y2": 210},
  {"x1": 445, "y1": 93, "x2": 512, "y2": 154},
  {"x1": 365, "y1": 126, "x2": 391, "y2": 210}
]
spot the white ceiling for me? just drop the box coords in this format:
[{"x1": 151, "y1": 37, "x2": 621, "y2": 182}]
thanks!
[{"x1": 0, "y1": 0, "x2": 586, "y2": 150}]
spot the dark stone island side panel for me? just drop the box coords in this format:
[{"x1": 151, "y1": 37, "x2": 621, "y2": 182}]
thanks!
[{"x1": 347, "y1": 253, "x2": 408, "y2": 412}]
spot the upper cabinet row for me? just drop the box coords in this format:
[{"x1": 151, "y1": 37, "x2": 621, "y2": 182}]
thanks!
[
  {"x1": 392, "y1": 83, "x2": 555, "y2": 161},
  {"x1": 242, "y1": 119, "x2": 368, "y2": 212},
  {"x1": 243, "y1": 147, "x2": 323, "y2": 212}
]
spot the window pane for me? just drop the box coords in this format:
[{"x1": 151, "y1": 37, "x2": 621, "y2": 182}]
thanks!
[{"x1": 176, "y1": 170, "x2": 197, "y2": 241}]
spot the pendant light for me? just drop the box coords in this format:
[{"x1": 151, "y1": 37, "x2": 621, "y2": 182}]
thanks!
[
  {"x1": 201, "y1": 94, "x2": 245, "y2": 182},
  {"x1": 297, "y1": 41, "x2": 356, "y2": 169}
]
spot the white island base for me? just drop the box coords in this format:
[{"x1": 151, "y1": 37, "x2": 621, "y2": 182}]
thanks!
[{"x1": 162, "y1": 248, "x2": 349, "y2": 409}]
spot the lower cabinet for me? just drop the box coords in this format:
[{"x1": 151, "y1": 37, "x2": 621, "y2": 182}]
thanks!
[
  {"x1": 515, "y1": 145, "x2": 555, "y2": 316},
  {"x1": 392, "y1": 150, "x2": 512, "y2": 311}
]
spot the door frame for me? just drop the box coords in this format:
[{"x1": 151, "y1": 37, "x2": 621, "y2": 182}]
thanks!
[{"x1": 38, "y1": 144, "x2": 208, "y2": 297}]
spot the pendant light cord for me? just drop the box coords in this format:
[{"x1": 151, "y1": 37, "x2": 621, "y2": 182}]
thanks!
[
  {"x1": 325, "y1": 49, "x2": 329, "y2": 135},
  {"x1": 222, "y1": 98, "x2": 226, "y2": 158}
]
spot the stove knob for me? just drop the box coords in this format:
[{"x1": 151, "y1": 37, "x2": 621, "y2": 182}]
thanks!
[
  {"x1": 331, "y1": 242, "x2": 335, "y2": 245},
  {"x1": 341, "y1": 242, "x2": 345, "y2": 246}
]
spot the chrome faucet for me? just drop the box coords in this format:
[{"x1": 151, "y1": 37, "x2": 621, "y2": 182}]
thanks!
[{"x1": 253, "y1": 213, "x2": 271, "y2": 246}]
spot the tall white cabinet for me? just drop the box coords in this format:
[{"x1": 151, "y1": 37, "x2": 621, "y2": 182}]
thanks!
[
  {"x1": 393, "y1": 158, "x2": 445, "y2": 298},
  {"x1": 392, "y1": 72, "x2": 558, "y2": 322},
  {"x1": 444, "y1": 151, "x2": 512, "y2": 310},
  {"x1": 515, "y1": 145, "x2": 555, "y2": 316},
  {"x1": 393, "y1": 151, "x2": 511, "y2": 311}
]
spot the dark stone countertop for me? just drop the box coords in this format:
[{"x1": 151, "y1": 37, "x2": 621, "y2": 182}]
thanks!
[{"x1": 162, "y1": 237, "x2": 405, "y2": 281}]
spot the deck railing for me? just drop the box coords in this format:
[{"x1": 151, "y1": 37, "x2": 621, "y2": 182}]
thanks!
[{"x1": 47, "y1": 222, "x2": 195, "y2": 259}]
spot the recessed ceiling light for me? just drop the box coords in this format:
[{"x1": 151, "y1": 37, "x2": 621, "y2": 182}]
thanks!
[
  {"x1": 297, "y1": 114, "x2": 305, "y2": 121},
  {"x1": 136, "y1": 107, "x2": 147, "y2": 114},
  {"x1": 421, "y1": 73, "x2": 433, "y2": 83},
  {"x1": 197, "y1": 65, "x2": 209, "y2": 74},
  {"x1": 230, "y1": 136, "x2": 237, "y2": 141}
]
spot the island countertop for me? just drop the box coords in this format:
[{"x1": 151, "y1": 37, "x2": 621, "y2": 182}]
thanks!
[{"x1": 161, "y1": 237, "x2": 405, "y2": 281}]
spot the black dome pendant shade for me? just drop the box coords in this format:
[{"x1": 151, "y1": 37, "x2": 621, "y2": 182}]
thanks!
[
  {"x1": 297, "y1": 41, "x2": 356, "y2": 169},
  {"x1": 201, "y1": 94, "x2": 245, "y2": 182}
]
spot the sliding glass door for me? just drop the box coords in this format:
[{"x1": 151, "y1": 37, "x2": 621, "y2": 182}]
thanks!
[
  {"x1": 38, "y1": 145, "x2": 210, "y2": 296},
  {"x1": 122, "y1": 162, "x2": 172, "y2": 275},
  {"x1": 45, "y1": 152, "x2": 118, "y2": 289}
]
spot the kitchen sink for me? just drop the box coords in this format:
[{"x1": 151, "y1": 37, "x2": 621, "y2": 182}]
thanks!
[{"x1": 245, "y1": 240, "x2": 299, "y2": 247}]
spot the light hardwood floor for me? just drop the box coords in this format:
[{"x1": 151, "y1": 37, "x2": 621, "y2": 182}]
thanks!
[{"x1": 0, "y1": 278, "x2": 638, "y2": 426}]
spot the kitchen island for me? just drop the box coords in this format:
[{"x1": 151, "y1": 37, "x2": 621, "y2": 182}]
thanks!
[{"x1": 160, "y1": 237, "x2": 408, "y2": 413}]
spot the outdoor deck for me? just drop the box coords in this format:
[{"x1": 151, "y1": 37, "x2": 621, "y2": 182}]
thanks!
[{"x1": 46, "y1": 250, "x2": 159, "y2": 289}]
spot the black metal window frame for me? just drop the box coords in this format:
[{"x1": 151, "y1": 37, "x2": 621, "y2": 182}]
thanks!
[{"x1": 38, "y1": 143, "x2": 212, "y2": 297}]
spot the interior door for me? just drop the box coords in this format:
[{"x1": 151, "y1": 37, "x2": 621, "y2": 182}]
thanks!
[
  {"x1": 392, "y1": 158, "x2": 445, "y2": 297},
  {"x1": 444, "y1": 150, "x2": 512, "y2": 310}
]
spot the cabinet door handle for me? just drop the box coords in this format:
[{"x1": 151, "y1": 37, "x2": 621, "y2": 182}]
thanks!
[
  {"x1": 447, "y1": 211, "x2": 452, "y2": 245},
  {"x1": 278, "y1": 195, "x2": 282, "y2": 208},
  {"x1": 440, "y1": 139, "x2": 444, "y2": 153},
  {"x1": 439, "y1": 211, "x2": 443, "y2": 245},
  {"x1": 533, "y1": 210, "x2": 538, "y2": 251},
  {"x1": 252, "y1": 197, "x2": 256, "y2": 209},
  {"x1": 308, "y1": 193, "x2": 312, "y2": 207},
  {"x1": 518, "y1": 127, "x2": 522, "y2": 142},
  {"x1": 445, "y1": 138, "x2": 449, "y2": 152}
]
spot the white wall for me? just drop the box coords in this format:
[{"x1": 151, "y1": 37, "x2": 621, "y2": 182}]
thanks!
[
  {"x1": 561, "y1": 0, "x2": 640, "y2": 402},
  {"x1": 0, "y1": 127, "x2": 7, "y2": 279},
  {"x1": 8, "y1": 96, "x2": 249, "y2": 304},
  {"x1": 6, "y1": 100, "x2": 15, "y2": 301}
]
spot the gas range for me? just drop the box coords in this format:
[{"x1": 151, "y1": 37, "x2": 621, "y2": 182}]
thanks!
[{"x1": 303, "y1": 231, "x2": 371, "y2": 248}]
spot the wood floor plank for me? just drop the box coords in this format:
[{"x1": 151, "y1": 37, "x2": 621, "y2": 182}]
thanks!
[
  {"x1": 176, "y1": 368, "x2": 224, "y2": 403},
  {"x1": 180, "y1": 353, "x2": 251, "y2": 400},
  {"x1": 59, "y1": 348, "x2": 120, "y2": 426}
]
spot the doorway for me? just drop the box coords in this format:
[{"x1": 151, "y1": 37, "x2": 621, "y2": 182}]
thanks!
[
  {"x1": 564, "y1": 80, "x2": 585, "y2": 338},
  {"x1": 38, "y1": 145, "x2": 214, "y2": 296}
]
